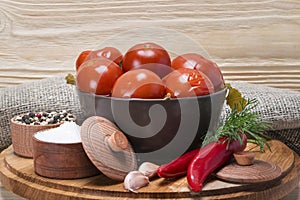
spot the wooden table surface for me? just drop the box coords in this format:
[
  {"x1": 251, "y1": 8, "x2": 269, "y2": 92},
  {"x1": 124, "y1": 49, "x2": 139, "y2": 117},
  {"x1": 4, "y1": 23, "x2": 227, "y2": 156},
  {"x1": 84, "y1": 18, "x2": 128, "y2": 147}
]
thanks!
[
  {"x1": 0, "y1": 0, "x2": 299, "y2": 198},
  {"x1": 0, "y1": 0, "x2": 299, "y2": 91}
]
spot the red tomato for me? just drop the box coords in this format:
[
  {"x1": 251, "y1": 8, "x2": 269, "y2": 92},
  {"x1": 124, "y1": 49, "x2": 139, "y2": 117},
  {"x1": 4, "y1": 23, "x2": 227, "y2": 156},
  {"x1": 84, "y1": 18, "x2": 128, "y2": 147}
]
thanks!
[
  {"x1": 112, "y1": 69, "x2": 166, "y2": 99},
  {"x1": 76, "y1": 57, "x2": 123, "y2": 95},
  {"x1": 76, "y1": 47, "x2": 122, "y2": 71},
  {"x1": 162, "y1": 68, "x2": 214, "y2": 98},
  {"x1": 122, "y1": 42, "x2": 171, "y2": 75},
  {"x1": 88, "y1": 47, "x2": 123, "y2": 66},
  {"x1": 76, "y1": 50, "x2": 91, "y2": 71},
  {"x1": 171, "y1": 53, "x2": 224, "y2": 91}
]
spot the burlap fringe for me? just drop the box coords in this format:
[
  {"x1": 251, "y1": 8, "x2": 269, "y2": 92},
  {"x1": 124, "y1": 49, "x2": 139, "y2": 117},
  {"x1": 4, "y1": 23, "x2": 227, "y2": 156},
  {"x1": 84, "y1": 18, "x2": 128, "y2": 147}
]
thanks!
[{"x1": 0, "y1": 77, "x2": 299, "y2": 154}]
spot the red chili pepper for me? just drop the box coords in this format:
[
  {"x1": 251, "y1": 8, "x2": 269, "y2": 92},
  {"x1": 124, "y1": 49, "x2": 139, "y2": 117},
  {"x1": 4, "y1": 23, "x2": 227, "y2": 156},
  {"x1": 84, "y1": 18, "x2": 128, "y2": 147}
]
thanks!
[
  {"x1": 187, "y1": 134, "x2": 247, "y2": 192},
  {"x1": 157, "y1": 142, "x2": 215, "y2": 178}
]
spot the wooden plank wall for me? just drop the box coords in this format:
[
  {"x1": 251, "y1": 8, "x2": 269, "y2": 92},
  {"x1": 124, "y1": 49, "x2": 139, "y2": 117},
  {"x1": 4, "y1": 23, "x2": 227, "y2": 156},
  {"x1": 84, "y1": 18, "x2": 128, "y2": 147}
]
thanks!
[{"x1": 0, "y1": 0, "x2": 299, "y2": 91}]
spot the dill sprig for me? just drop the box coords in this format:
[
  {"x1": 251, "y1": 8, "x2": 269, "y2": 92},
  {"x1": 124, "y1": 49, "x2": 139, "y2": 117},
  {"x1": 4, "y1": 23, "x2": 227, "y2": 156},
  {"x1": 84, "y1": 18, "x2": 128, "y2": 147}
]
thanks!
[{"x1": 217, "y1": 98, "x2": 272, "y2": 152}]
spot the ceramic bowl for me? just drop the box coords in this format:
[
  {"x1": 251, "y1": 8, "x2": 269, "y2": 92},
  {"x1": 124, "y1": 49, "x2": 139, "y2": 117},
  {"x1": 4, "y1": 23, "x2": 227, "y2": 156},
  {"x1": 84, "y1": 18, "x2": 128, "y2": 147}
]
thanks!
[{"x1": 77, "y1": 88, "x2": 227, "y2": 164}]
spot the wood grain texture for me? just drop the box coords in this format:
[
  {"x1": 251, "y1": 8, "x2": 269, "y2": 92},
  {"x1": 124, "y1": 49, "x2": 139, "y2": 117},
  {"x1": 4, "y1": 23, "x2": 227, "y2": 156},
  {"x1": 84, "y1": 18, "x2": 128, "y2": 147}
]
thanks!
[
  {"x1": 0, "y1": 0, "x2": 299, "y2": 91},
  {"x1": 216, "y1": 160, "x2": 282, "y2": 183},
  {"x1": 0, "y1": 140, "x2": 299, "y2": 199},
  {"x1": 80, "y1": 116, "x2": 137, "y2": 181}
]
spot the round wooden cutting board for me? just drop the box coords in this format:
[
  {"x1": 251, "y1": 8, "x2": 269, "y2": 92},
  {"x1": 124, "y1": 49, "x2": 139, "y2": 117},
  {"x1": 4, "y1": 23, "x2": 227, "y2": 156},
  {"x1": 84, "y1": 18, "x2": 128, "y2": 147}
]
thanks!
[{"x1": 0, "y1": 140, "x2": 299, "y2": 200}]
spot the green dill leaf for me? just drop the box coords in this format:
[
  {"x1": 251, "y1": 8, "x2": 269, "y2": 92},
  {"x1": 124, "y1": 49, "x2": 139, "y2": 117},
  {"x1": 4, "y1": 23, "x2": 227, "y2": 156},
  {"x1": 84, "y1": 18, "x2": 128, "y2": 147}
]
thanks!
[{"x1": 217, "y1": 96, "x2": 272, "y2": 152}]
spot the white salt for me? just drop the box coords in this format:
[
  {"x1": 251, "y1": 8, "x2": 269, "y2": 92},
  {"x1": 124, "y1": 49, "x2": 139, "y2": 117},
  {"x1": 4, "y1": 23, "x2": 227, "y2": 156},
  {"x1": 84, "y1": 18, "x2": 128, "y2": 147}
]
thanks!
[{"x1": 34, "y1": 122, "x2": 81, "y2": 144}]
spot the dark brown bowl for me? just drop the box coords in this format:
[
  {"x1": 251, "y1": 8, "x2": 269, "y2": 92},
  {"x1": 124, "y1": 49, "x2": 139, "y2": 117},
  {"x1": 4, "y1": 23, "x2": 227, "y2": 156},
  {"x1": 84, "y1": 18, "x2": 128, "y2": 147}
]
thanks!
[
  {"x1": 77, "y1": 88, "x2": 227, "y2": 164},
  {"x1": 32, "y1": 136, "x2": 99, "y2": 179}
]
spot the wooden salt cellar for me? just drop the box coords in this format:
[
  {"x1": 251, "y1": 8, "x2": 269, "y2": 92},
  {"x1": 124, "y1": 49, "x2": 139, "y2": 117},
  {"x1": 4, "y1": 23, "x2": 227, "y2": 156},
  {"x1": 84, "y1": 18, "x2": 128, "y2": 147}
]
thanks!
[{"x1": 32, "y1": 137, "x2": 99, "y2": 179}]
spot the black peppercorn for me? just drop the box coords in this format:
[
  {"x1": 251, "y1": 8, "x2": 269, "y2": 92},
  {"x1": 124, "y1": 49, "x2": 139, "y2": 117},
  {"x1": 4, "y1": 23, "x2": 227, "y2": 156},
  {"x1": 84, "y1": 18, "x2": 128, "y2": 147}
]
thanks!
[
  {"x1": 28, "y1": 112, "x2": 35, "y2": 118},
  {"x1": 14, "y1": 110, "x2": 75, "y2": 125},
  {"x1": 54, "y1": 114, "x2": 60, "y2": 120}
]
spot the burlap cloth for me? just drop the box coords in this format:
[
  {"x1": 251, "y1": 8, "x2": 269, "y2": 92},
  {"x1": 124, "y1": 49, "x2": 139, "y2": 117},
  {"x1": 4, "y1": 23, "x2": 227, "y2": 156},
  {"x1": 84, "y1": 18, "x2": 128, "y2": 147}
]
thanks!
[{"x1": 0, "y1": 77, "x2": 299, "y2": 154}]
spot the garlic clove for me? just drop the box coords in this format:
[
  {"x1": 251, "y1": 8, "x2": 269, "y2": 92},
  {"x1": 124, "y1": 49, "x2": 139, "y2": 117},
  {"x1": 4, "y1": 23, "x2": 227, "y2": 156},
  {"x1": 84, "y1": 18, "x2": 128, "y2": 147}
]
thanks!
[
  {"x1": 124, "y1": 171, "x2": 149, "y2": 193},
  {"x1": 138, "y1": 162, "x2": 159, "y2": 178}
]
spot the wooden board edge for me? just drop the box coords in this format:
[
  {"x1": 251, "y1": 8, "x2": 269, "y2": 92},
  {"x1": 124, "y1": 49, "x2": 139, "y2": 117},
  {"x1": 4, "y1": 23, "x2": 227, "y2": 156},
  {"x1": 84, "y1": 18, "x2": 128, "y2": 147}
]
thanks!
[{"x1": 1, "y1": 147, "x2": 299, "y2": 200}]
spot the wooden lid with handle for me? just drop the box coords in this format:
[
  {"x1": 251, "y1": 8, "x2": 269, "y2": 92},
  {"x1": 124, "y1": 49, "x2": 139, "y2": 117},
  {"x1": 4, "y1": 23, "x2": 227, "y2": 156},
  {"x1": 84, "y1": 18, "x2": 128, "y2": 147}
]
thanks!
[
  {"x1": 80, "y1": 116, "x2": 137, "y2": 181},
  {"x1": 216, "y1": 159, "x2": 282, "y2": 183}
]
